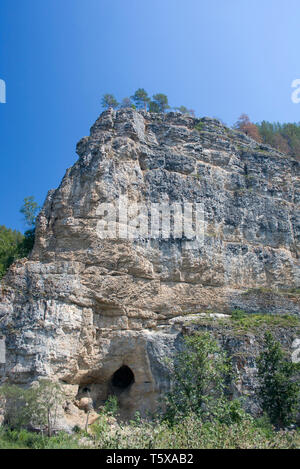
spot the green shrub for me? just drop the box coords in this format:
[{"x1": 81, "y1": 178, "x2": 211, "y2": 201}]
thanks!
[
  {"x1": 0, "y1": 380, "x2": 65, "y2": 436},
  {"x1": 194, "y1": 121, "x2": 204, "y2": 132},
  {"x1": 230, "y1": 311, "x2": 299, "y2": 331},
  {"x1": 163, "y1": 332, "x2": 237, "y2": 424},
  {"x1": 231, "y1": 309, "x2": 247, "y2": 320},
  {"x1": 0, "y1": 226, "x2": 24, "y2": 279},
  {"x1": 103, "y1": 395, "x2": 119, "y2": 416},
  {"x1": 0, "y1": 384, "x2": 32, "y2": 429},
  {"x1": 17, "y1": 228, "x2": 35, "y2": 258},
  {"x1": 257, "y1": 332, "x2": 300, "y2": 428}
]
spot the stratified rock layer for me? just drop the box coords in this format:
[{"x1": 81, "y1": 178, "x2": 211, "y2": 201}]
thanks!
[{"x1": 0, "y1": 109, "x2": 299, "y2": 424}]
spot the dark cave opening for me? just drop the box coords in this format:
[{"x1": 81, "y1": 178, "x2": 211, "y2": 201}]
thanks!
[{"x1": 112, "y1": 365, "x2": 134, "y2": 390}]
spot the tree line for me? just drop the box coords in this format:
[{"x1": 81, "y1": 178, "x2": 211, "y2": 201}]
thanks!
[
  {"x1": 101, "y1": 92, "x2": 300, "y2": 160},
  {"x1": 235, "y1": 113, "x2": 300, "y2": 161},
  {"x1": 101, "y1": 88, "x2": 195, "y2": 116}
]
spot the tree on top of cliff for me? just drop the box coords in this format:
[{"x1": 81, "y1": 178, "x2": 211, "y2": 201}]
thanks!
[
  {"x1": 101, "y1": 90, "x2": 197, "y2": 115},
  {"x1": 174, "y1": 106, "x2": 195, "y2": 117},
  {"x1": 101, "y1": 94, "x2": 119, "y2": 110},
  {"x1": 151, "y1": 93, "x2": 170, "y2": 113},
  {"x1": 234, "y1": 114, "x2": 262, "y2": 143},
  {"x1": 256, "y1": 120, "x2": 300, "y2": 160},
  {"x1": 131, "y1": 88, "x2": 150, "y2": 111}
]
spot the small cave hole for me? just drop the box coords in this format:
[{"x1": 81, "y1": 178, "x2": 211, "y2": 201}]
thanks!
[{"x1": 112, "y1": 365, "x2": 134, "y2": 390}]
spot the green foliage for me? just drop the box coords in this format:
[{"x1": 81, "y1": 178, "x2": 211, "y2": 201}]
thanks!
[
  {"x1": 0, "y1": 416, "x2": 299, "y2": 449},
  {"x1": 194, "y1": 121, "x2": 204, "y2": 132},
  {"x1": 101, "y1": 93, "x2": 119, "y2": 110},
  {"x1": 91, "y1": 413, "x2": 110, "y2": 441},
  {"x1": 72, "y1": 425, "x2": 81, "y2": 433},
  {"x1": 17, "y1": 228, "x2": 35, "y2": 258},
  {"x1": 230, "y1": 312, "x2": 300, "y2": 332},
  {"x1": 0, "y1": 384, "x2": 33, "y2": 429},
  {"x1": 231, "y1": 308, "x2": 247, "y2": 320},
  {"x1": 257, "y1": 332, "x2": 300, "y2": 428},
  {"x1": 0, "y1": 427, "x2": 82, "y2": 449},
  {"x1": 163, "y1": 332, "x2": 236, "y2": 424},
  {"x1": 91, "y1": 395, "x2": 119, "y2": 442},
  {"x1": 0, "y1": 227, "x2": 35, "y2": 280},
  {"x1": 256, "y1": 120, "x2": 300, "y2": 159},
  {"x1": 148, "y1": 100, "x2": 161, "y2": 113},
  {"x1": 235, "y1": 116, "x2": 300, "y2": 160},
  {"x1": 0, "y1": 225, "x2": 23, "y2": 279},
  {"x1": 103, "y1": 395, "x2": 119, "y2": 416},
  {"x1": 151, "y1": 93, "x2": 170, "y2": 113},
  {"x1": 20, "y1": 196, "x2": 39, "y2": 228},
  {"x1": 30, "y1": 379, "x2": 65, "y2": 436},
  {"x1": 131, "y1": 88, "x2": 150, "y2": 110},
  {"x1": 175, "y1": 105, "x2": 189, "y2": 114},
  {"x1": 101, "y1": 89, "x2": 196, "y2": 115},
  {"x1": 1, "y1": 355, "x2": 299, "y2": 449},
  {"x1": 175, "y1": 106, "x2": 195, "y2": 117},
  {"x1": 0, "y1": 380, "x2": 65, "y2": 436},
  {"x1": 0, "y1": 197, "x2": 39, "y2": 279}
]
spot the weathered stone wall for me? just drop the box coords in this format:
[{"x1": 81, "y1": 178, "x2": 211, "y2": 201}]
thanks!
[{"x1": 0, "y1": 109, "x2": 299, "y2": 427}]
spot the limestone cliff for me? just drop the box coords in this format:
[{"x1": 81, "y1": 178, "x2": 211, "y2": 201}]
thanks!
[{"x1": 0, "y1": 109, "x2": 299, "y2": 426}]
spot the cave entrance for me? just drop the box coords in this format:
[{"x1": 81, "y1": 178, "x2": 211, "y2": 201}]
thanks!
[{"x1": 111, "y1": 365, "x2": 134, "y2": 390}]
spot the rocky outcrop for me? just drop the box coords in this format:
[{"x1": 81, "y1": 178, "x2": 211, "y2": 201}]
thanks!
[{"x1": 0, "y1": 109, "x2": 299, "y2": 427}]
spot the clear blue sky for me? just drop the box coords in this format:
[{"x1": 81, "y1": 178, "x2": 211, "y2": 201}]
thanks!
[{"x1": 0, "y1": 0, "x2": 299, "y2": 232}]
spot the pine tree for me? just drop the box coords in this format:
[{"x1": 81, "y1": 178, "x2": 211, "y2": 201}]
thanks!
[
  {"x1": 131, "y1": 89, "x2": 150, "y2": 111},
  {"x1": 152, "y1": 93, "x2": 170, "y2": 113},
  {"x1": 101, "y1": 94, "x2": 119, "y2": 110}
]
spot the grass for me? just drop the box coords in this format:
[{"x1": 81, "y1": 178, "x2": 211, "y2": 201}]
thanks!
[
  {"x1": 0, "y1": 416, "x2": 299, "y2": 449},
  {"x1": 0, "y1": 427, "x2": 84, "y2": 449},
  {"x1": 90, "y1": 414, "x2": 300, "y2": 449},
  {"x1": 185, "y1": 308, "x2": 300, "y2": 333},
  {"x1": 229, "y1": 310, "x2": 299, "y2": 332}
]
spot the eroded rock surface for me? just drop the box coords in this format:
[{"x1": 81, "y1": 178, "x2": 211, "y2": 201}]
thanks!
[{"x1": 0, "y1": 109, "x2": 299, "y2": 426}]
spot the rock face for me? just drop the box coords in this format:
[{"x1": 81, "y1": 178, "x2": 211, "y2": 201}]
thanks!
[{"x1": 0, "y1": 109, "x2": 299, "y2": 426}]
